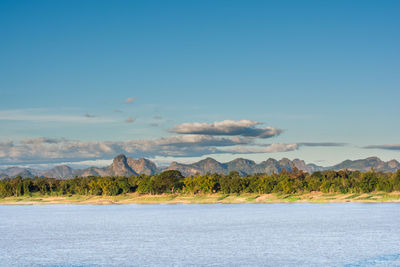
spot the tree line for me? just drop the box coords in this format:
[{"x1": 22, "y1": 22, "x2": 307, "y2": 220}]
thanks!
[{"x1": 1, "y1": 169, "x2": 400, "y2": 198}]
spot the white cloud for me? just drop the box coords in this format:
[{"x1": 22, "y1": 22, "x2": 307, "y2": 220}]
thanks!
[{"x1": 172, "y1": 120, "x2": 282, "y2": 138}]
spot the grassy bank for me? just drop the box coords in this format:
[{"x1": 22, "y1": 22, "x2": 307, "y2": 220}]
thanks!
[{"x1": 1, "y1": 192, "x2": 400, "y2": 205}]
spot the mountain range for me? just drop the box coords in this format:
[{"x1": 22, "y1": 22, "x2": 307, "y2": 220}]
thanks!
[{"x1": 0, "y1": 155, "x2": 399, "y2": 180}]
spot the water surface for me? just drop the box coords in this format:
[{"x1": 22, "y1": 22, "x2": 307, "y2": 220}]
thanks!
[{"x1": 0, "y1": 203, "x2": 399, "y2": 266}]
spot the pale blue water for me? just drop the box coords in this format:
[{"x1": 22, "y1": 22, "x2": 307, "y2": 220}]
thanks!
[{"x1": 0, "y1": 203, "x2": 399, "y2": 266}]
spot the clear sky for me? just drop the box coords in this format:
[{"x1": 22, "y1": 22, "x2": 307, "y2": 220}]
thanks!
[{"x1": 0, "y1": 0, "x2": 399, "y2": 168}]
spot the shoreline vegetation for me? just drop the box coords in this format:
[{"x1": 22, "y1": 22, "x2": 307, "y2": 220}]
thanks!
[
  {"x1": 1, "y1": 169, "x2": 400, "y2": 204},
  {"x1": 1, "y1": 192, "x2": 400, "y2": 205}
]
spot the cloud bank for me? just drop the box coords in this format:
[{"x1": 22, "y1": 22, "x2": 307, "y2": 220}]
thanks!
[
  {"x1": 0, "y1": 136, "x2": 252, "y2": 165},
  {"x1": 0, "y1": 137, "x2": 348, "y2": 166},
  {"x1": 224, "y1": 143, "x2": 299, "y2": 154},
  {"x1": 224, "y1": 142, "x2": 346, "y2": 154},
  {"x1": 297, "y1": 142, "x2": 347, "y2": 147},
  {"x1": 0, "y1": 119, "x2": 349, "y2": 166},
  {"x1": 364, "y1": 144, "x2": 400, "y2": 151}
]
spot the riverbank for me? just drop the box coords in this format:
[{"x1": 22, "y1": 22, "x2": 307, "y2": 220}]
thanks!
[{"x1": 1, "y1": 192, "x2": 400, "y2": 204}]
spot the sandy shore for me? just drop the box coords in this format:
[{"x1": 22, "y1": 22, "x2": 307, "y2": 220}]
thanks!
[{"x1": 1, "y1": 192, "x2": 400, "y2": 205}]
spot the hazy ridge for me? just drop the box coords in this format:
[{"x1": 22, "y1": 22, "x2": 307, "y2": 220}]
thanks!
[{"x1": 1, "y1": 155, "x2": 399, "y2": 179}]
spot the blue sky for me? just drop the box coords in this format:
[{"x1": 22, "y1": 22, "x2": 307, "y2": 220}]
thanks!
[{"x1": 0, "y1": 0, "x2": 399, "y2": 168}]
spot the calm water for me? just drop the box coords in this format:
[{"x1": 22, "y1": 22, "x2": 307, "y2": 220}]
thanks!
[{"x1": 0, "y1": 203, "x2": 399, "y2": 266}]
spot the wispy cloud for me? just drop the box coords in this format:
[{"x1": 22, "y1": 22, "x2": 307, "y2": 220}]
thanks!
[
  {"x1": 298, "y1": 142, "x2": 347, "y2": 147},
  {"x1": 125, "y1": 117, "x2": 136, "y2": 123},
  {"x1": 84, "y1": 113, "x2": 96, "y2": 118},
  {"x1": 0, "y1": 109, "x2": 114, "y2": 123},
  {"x1": 172, "y1": 120, "x2": 282, "y2": 138},
  {"x1": 363, "y1": 144, "x2": 400, "y2": 151},
  {"x1": 124, "y1": 97, "x2": 135, "y2": 104}
]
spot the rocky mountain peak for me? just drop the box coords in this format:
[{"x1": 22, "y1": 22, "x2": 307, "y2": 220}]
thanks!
[
  {"x1": 202, "y1": 157, "x2": 219, "y2": 163},
  {"x1": 127, "y1": 157, "x2": 158, "y2": 175},
  {"x1": 195, "y1": 157, "x2": 222, "y2": 168},
  {"x1": 108, "y1": 154, "x2": 137, "y2": 177},
  {"x1": 292, "y1": 159, "x2": 309, "y2": 172},
  {"x1": 262, "y1": 158, "x2": 279, "y2": 165},
  {"x1": 279, "y1": 158, "x2": 292, "y2": 165},
  {"x1": 366, "y1": 157, "x2": 382, "y2": 163},
  {"x1": 229, "y1": 158, "x2": 256, "y2": 165},
  {"x1": 113, "y1": 154, "x2": 128, "y2": 163},
  {"x1": 388, "y1": 159, "x2": 400, "y2": 169}
]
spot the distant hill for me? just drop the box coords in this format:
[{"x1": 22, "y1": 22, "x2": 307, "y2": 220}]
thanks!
[
  {"x1": 0, "y1": 155, "x2": 399, "y2": 179},
  {"x1": 43, "y1": 165, "x2": 75, "y2": 179},
  {"x1": 165, "y1": 157, "x2": 318, "y2": 176},
  {"x1": 0, "y1": 167, "x2": 44, "y2": 179},
  {"x1": 329, "y1": 157, "x2": 400, "y2": 172}
]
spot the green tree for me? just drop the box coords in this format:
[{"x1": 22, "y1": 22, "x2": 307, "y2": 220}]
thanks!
[
  {"x1": 151, "y1": 170, "x2": 184, "y2": 194},
  {"x1": 117, "y1": 178, "x2": 131, "y2": 194},
  {"x1": 88, "y1": 179, "x2": 102, "y2": 195},
  {"x1": 279, "y1": 175, "x2": 295, "y2": 194},
  {"x1": 393, "y1": 170, "x2": 400, "y2": 191},
  {"x1": 359, "y1": 171, "x2": 378, "y2": 193},
  {"x1": 136, "y1": 175, "x2": 153, "y2": 194},
  {"x1": 23, "y1": 179, "x2": 33, "y2": 196},
  {"x1": 0, "y1": 181, "x2": 11, "y2": 198}
]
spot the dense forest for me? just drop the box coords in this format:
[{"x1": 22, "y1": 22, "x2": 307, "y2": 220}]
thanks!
[{"x1": 1, "y1": 169, "x2": 400, "y2": 198}]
